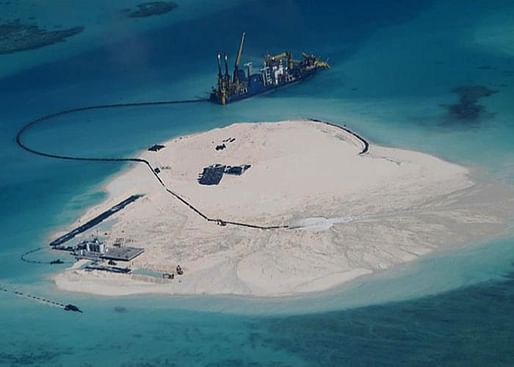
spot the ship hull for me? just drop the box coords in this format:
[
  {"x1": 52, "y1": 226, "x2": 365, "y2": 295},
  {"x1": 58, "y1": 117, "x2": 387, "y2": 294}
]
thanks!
[{"x1": 210, "y1": 69, "x2": 318, "y2": 104}]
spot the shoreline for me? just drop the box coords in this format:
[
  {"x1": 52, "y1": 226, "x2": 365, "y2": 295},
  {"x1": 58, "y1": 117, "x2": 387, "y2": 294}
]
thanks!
[
  {"x1": 52, "y1": 120, "x2": 514, "y2": 298},
  {"x1": 53, "y1": 233, "x2": 514, "y2": 317}
]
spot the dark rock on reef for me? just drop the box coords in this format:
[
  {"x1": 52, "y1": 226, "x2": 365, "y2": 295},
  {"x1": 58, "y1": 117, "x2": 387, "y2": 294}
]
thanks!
[
  {"x1": 0, "y1": 22, "x2": 83, "y2": 55},
  {"x1": 125, "y1": 1, "x2": 178, "y2": 18},
  {"x1": 114, "y1": 306, "x2": 128, "y2": 313},
  {"x1": 441, "y1": 85, "x2": 497, "y2": 126},
  {"x1": 148, "y1": 144, "x2": 165, "y2": 152}
]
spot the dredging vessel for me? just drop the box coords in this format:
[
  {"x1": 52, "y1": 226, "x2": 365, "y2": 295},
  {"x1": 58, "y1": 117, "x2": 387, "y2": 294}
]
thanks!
[{"x1": 210, "y1": 32, "x2": 329, "y2": 105}]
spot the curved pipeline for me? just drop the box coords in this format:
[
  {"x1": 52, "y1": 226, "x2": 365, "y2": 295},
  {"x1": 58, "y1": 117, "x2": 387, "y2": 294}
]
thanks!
[{"x1": 15, "y1": 98, "x2": 289, "y2": 230}]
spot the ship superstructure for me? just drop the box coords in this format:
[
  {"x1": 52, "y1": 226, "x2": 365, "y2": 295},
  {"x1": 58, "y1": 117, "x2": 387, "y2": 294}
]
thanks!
[{"x1": 210, "y1": 32, "x2": 329, "y2": 105}]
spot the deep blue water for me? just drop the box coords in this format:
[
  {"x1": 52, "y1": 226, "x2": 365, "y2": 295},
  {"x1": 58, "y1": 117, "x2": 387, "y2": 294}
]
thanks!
[{"x1": 1, "y1": 0, "x2": 514, "y2": 365}]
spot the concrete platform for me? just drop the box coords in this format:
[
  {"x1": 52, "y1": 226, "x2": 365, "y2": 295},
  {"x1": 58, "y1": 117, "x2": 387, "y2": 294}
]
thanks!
[{"x1": 101, "y1": 247, "x2": 144, "y2": 261}]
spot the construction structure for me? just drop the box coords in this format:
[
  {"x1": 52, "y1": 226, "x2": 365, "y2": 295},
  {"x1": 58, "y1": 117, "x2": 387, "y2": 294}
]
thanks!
[
  {"x1": 73, "y1": 238, "x2": 144, "y2": 262},
  {"x1": 210, "y1": 32, "x2": 329, "y2": 104}
]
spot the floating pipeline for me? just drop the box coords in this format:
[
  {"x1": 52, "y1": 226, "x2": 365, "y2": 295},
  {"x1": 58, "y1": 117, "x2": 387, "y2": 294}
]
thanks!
[
  {"x1": 15, "y1": 100, "x2": 370, "y2": 233},
  {"x1": 20, "y1": 247, "x2": 72, "y2": 265},
  {"x1": 15, "y1": 97, "x2": 289, "y2": 231},
  {"x1": 14, "y1": 97, "x2": 371, "y2": 235},
  {"x1": 308, "y1": 118, "x2": 369, "y2": 155},
  {"x1": 0, "y1": 283, "x2": 82, "y2": 313}
]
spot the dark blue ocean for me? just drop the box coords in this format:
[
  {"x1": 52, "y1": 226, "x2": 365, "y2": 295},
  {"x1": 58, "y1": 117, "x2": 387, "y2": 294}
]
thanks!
[{"x1": 1, "y1": 0, "x2": 514, "y2": 365}]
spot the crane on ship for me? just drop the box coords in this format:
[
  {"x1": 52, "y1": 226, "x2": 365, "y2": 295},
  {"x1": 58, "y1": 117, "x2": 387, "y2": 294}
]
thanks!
[{"x1": 233, "y1": 31, "x2": 246, "y2": 84}]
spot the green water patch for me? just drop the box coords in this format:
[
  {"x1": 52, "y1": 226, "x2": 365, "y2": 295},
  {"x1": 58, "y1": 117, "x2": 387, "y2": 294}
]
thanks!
[{"x1": 258, "y1": 266, "x2": 514, "y2": 366}]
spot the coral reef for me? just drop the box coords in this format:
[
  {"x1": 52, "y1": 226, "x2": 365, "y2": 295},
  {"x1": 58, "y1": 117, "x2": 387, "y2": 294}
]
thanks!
[
  {"x1": 0, "y1": 21, "x2": 83, "y2": 54},
  {"x1": 123, "y1": 1, "x2": 178, "y2": 18},
  {"x1": 442, "y1": 85, "x2": 497, "y2": 125}
]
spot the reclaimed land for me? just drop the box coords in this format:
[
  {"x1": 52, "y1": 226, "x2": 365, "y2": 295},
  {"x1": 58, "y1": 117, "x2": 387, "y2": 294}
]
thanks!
[{"x1": 54, "y1": 120, "x2": 514, "y2": 297}]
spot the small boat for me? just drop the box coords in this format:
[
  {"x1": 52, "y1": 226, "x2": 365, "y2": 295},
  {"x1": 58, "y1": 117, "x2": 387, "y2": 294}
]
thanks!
[{"x1": 64, "y1": 304, "x2": 82, "y2": 313}]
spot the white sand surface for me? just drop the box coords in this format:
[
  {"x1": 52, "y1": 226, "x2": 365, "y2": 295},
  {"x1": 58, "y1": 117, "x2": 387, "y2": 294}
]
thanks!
[{"x1": 54, "y1": 120, "x2": 514, "y2": 297}]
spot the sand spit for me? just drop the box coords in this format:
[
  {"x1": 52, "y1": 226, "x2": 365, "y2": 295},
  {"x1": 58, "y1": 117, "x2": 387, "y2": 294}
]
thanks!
[{"x1": 55, "y1": 120, "x2": 514, "y2": 297}]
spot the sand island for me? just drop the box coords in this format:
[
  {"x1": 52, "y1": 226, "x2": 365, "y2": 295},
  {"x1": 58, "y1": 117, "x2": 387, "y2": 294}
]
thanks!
[{"x1": 54, "y1": 120, "x2": 514, "y2": 297}]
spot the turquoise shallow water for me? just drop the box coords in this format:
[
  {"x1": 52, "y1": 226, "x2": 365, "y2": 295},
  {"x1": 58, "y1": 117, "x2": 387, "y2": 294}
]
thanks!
[{"x1": 1, "y1": 0, "x2": 514, "y2": 365}]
